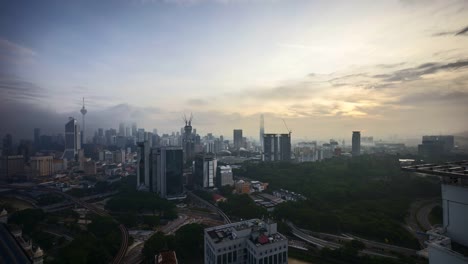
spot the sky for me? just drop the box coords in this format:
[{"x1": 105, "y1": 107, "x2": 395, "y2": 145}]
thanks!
[{"x1": 1, "y1": 0, "x2": 468, "y2": 142}]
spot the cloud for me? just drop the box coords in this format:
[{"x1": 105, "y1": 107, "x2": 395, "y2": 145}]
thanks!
[
  {"x1": 372, "y1": 59, "x2": 468, "y2": 83},
  {"x1": 186, "y1": 98, "x2": 208, "y2": 105},
  {"x1": 0, "y1": 39, "x2": 36, "y2": 57},
  {"x1": 0, "y1": 75, "x2": 46, "y2": 102},
  {"x1": 456, "y1": 26, "x2": 468, "y2": 35},
  {"x1": 433, "y1": 25, "x2": 468, "y2": 36}
]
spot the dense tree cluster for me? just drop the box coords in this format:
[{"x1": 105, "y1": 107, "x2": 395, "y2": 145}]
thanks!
[
  {"x1": 142, "y1": 223, "x2": 205, "y2": 264},
  {"x1": 218, "y1": 194, "x2": 268, "y2": 221},
  {"x1": 236, "y1": 155, "x2": 440, "y2": 248},
  {"x1": 52, "y1": 215, "x2": 122, "y2": 264}
]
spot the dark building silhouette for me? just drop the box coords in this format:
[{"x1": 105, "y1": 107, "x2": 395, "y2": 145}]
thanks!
[
  {"x1": 233, "y1": 129, "x2": 243, "y2": 150},
  {"x1": 183, "y1": 114, "x2": 195, "y2": 163},
  {"x1": 263, "y1": 133, "x2": 291, "y2": 161},
  {"x1": 352, "y1": 131, "x2": 361, "y2": 156},
  {"x1": 418, "y1": 135, "x2": 455, "y2": 158},
  {"x1": 33, "y1": 128, "x2": 40, "y2": 150},
  {"x1": 2, "y1": 134, "x2": 13, "y2": 156}
]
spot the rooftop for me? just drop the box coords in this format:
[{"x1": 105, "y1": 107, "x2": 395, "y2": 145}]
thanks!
[{"x1": 205, "y1": 219, "x2": 286, "y2": 247}]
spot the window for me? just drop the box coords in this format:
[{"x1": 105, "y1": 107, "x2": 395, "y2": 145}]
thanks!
[
  {"x1": 223, "y1": 253, "x2": 227, "y2": 264},
  {"x1": 217, "y1": 255, "x2": 221, "y2": 264},
  {"x1": 228, "y1": 252, "x2": 232, "y2": 263},
  {"x1": 233, "y1": 251, "x2": 237, "y2": 262}
]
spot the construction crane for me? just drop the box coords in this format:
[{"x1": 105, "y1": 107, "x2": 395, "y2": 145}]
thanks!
[{"x1": 282, "y1": 119, "x2": 292, "y2": 137}]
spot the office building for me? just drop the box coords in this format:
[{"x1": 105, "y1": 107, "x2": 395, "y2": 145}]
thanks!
[
  {"x1": 352, "y1": 131, "x2": 361, "y2": 156},
  {"x1": 233, "y1": 129, "x2": 243, "y2": 151},
  {"x1": 30, "y1": 156, "x2": 54, "y2": 177},
  {"x1": 218, "y1": 165, "x2": 233, "y2": 187},
  {"x1": 137, "y1": 142, "x2": 184, "y2": 198},
  {"x1": 137, "y1": 141, "x2": 151, "y2": 191},
  {"x1": 151, "y1": 147, "x2": 184, "y2": 198},
  {"x1": 63, "y1": 117, "x2": 81, "y2": 161},
  {"x1": 2, "y1": 134, "x2": 13, "y2": 156},
  {"x1": 418, "y1": 135, "x2": 455, "y2": 158},
  {"x1": 194, "y1": 154, "x2": 217, "y2": 188},
  {"x1": 403, "y1": 162, "x2": 468, "y2": 264},
  {"x1": 204, "y1": 219, "x2": 288, "y2": 264},
  {"x1": 0, "y1": 156, "x2": 25, "y2": 182},
  {"x1": 263, "y1": 134, "x2": 291, "y2": 162},
  {"x1": 34, "y1": 128, "x2": 41, "y2": 149},
  {"x1": 119, "y1": 123, "x2": 125, "y2": 137}
]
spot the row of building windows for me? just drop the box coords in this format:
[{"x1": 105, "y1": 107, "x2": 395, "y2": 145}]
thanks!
[{"x1": 215, "y1": 250, "x2": 238, "y2": 264}]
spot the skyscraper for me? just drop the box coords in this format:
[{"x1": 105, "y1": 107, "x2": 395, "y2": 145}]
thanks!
[
  {"x1": 132, "y1": 123, "x2": 137, "y2": 137},
  {"x1": 352, "y1": 131, "x2": 361, "y2": 156},
  {"x1": 263, "y1": 133, "x2": 291, "y2": 162},
  {"x1": 183, "y1": 114, "x2": 195, "y2": 163},
  {"x1": 260, "y1": 114, "x2": 264, "y2": 150},
  {"x1": 136, "y1": 141, "x2": 151, "y2": 191},
  {"x1": 137, "y1": 143, "x2": 184, "y2": 198},
  {"x1": 33, "y1": 128, "x2": 40, "y2": 149},
  {"x1": 152, "y1": 147, "x2": 184, "y2": 198},
  {"x1": 63, "y1": 117, "x2": 80, "y2": 160},
  {"x1": 2, "y1": 134, "x2": 13, "y2": 156},
  {"x1": 80, "y1": 98, "x2": 87, "y2": 144},
  {"x1": 119, "y1": 123, "x2": 125, "y2": 137},
  {"x1": 233, "y1": 129, "x2": 243, "y2": 150}
]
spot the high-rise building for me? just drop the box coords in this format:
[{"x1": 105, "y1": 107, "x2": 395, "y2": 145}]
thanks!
[
  {"x1": 0, "y1": 155, "x2": 25, "y2": 182},
  {"x1": 151, "y1": 147, "x2": 184, "y2": 198},
  {"x1": 233, "y1": 129, "x2": 243, "y2": 150},
  {"x1": 352, "y1": 131, "x2": 361, "y2": 156},
  {"x1": 125, "y1": 127, "x2": 131, "y2": 137},
  {"x1": 263, "y1": 134, "x2": 291, "y2": 161},
  {"x1": 2, "y1": 134, "x2": 13, "y2": 156},
  {"x1": 137, "y1": 142, "x2": 184, "y2": 198},
  {"x1": 183, "y1": 114, "x2": 195, "y2": 163},
  {"x1": 204, "y1": 219, "x2": 288, "y2": 264},
  {"x1": 418, "y1": 135, "x2": 455, "y2": 158},
  {"x1": 194, "y1": 153, "x2": 217, "y2": 188},
  {"x1": 119, "y1": 123, "x2": 125, "y2": 137},
  {"x1": 63, "y1": 117, "x2": 80, "y2": 161},
  {"x1": 136, "y1": 141, "x2": 151, "y2": 191},
  {"x1": 33, "y1": 128, "x2": 41, "y2": 149},
  {"x1": 132, "y1": 123, "x2": 137, "y2": 137},
  {"x1": 260, "y1": 114, "x2": 264, "y2": 150}
]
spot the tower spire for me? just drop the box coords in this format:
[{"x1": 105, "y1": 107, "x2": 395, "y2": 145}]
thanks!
[{"x1": 80, "y1": 97, "x2": 87, "y2": 144}]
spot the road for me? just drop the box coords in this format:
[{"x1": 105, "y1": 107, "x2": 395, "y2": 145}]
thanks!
[
  {"x1": 288, "y1": 222, "x2": 416, "y2": 259},
  {"x1": 187, "y1": 191, "x2": 231, "y2": 224},
  {"x1": 0, "y1": 184, "x2": 129, "y2": 264},
  {"x1": 417, "y1": 201, "x2": 440, "y2": 231}
]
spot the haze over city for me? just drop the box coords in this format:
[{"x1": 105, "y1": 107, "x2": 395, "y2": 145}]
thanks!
[{"x1": 1, "y1": 0, "x2": 468, "y2": 140}]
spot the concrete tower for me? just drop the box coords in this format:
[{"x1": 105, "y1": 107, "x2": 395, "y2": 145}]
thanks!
[{"x1": 80, "y1": 98, "x2": 87, "y2": 144}]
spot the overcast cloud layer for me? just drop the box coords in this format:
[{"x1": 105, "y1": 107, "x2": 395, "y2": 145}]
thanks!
[{"x1": 0, "y1": 0, "x2": 467, "y2": 141}]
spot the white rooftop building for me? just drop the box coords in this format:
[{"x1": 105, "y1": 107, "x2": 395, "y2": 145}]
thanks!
[{"x1": 204, "y1": 219, "x2": 288, "y2": 264}]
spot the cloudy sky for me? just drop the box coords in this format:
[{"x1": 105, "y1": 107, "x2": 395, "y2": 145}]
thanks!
[{"x1": 1, "y1": 0, "x2": 467, "y2": 142}]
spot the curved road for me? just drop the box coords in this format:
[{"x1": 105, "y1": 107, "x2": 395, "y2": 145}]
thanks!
[{"x1": 0, "y1": 184, "x2": 129, "y2": 264}]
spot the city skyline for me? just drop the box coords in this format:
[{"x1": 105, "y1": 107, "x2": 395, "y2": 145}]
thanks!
[{"x1": 1, "y1": 0, "x2": 468, "y2": 139}]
